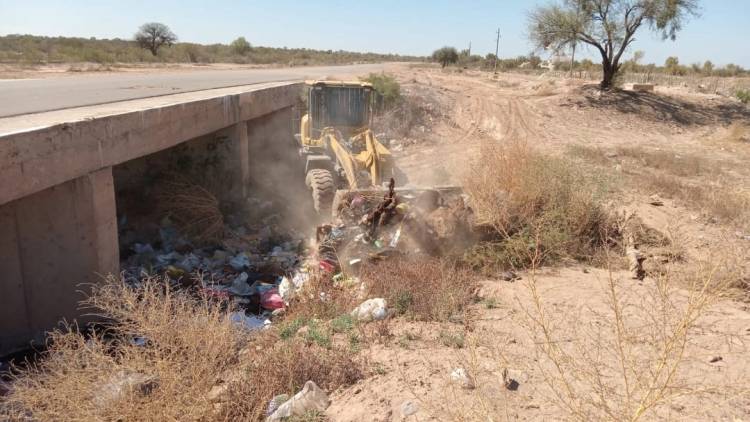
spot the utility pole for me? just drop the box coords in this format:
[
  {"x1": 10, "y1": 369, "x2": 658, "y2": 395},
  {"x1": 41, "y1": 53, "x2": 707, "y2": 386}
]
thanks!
[{"x1": 493, "y1": 28, "x2": 501, "y2": 74}]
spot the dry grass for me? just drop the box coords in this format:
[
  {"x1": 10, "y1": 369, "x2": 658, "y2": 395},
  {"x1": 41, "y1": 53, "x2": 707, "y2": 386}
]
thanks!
[
  {"x1": 464, "y1": 142, "x2": 616, "y2": 272},
  {"x1": 157, "y1": 174, "x2": 225, "y2": 243},
  {"x1": 1, "y1": 276, "x2": 363, "y2": 422},
  {"x1": 725, "y1": 122, "x2": 749, "y2": 143},
  {"x1": 221, "y1": 333, "x2": 362, "y2": 421},
  {"x1": 568, "y1": 144, "x2": 750, "y2": 227},
  {"x1": 614, "y1": 146, "x2": 714, "y2": 178},
  {"x1": 1, "y1": 276, "x2": 243, "y2": 421},
  {"x1": 568, "y1": 144, "x2": 717, "y2": 178},
  {"x1": 359, "y1": 257, "x2": 477, "y2": 322},
  {"x1": 636, "y1": 172, "x2": 750, "y2": 225},
  {"x1": 284, "y1": 271, "x2": 362, "y2": 322},
  {"x1": 516, "y1": 247, "x2": 747, "y2": 421}
]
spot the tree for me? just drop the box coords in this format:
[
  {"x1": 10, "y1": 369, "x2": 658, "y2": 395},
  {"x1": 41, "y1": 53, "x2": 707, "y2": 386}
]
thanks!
[
  {"x1": 665, "y1": 56, "x2": 680, "y2": 75},
  {"x1": 134, "y1": 22, "x2": 177, "y2": 56},
  {"x1": 230, "y1": 37, "x2": 251, "y2": 55},
  {"x1": 528, "y1": 0, "x2": 699, "y2": 89},
  {"x1": 432, "y1": 47, "x2": 459, "y2": 68},
  {"x1": 702, "y1": 60, "x2": 714, "y2": 75}
]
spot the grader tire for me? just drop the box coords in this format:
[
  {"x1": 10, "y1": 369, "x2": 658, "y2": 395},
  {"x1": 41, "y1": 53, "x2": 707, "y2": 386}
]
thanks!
[{"x1": 306, "y1": 169, "x2": 334, "y2": 216}]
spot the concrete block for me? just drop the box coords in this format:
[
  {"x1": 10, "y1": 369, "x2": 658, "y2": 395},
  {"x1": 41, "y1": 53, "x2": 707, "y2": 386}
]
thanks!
[{"x1": 0, "y1": 168, "x2": 118, "y2": 355}]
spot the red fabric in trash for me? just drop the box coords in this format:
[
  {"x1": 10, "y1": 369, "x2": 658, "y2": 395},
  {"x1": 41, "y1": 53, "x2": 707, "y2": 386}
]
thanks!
[
  {"x1": 261, "y1": 288, "x2": 284, "y2": 310},
  {"x1": 319, "y1": 260, "x2": 336, "y2": 273}
]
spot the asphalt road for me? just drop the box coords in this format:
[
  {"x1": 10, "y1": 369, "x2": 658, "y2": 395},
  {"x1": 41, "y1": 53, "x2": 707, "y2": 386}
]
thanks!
[{"x1": 0, "y1": 63, "x2": 389, "y2": 117}]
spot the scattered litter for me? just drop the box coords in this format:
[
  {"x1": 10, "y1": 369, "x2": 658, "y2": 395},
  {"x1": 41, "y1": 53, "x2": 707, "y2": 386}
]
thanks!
[
  {"x1": 228, "y1": 272, "x2": 253, "y2": 296},
  {"x1": 94, "y1": 371, "x2": 158, "y2": 408},
  {"x1": 260, "y1": 289, "x2": 285, "y2": 310},
  {"x1": 266, "y1": 380, "x2": 330, "y2": 421},
  {"x1": 351, "y1": 298, "x2": 389, "y2": 322},
  {"x1": 503, "y1": 368, "x2": 526, "y2": 391},
  {"x1": 401, "y1": 400, "x2": 419, "y2": 417},
  {"x1": 266, "y1": 394, "x2": 290, "y2": 417},
  {"x1": 229, "y1": 311, "x2": 271, "y2": 331},
  {"x1": 450, "y1": 367, "x2": 476, "y2": 390},
  {"x1": 229, "y1": 253, "x2": 251, "y2": 271}
]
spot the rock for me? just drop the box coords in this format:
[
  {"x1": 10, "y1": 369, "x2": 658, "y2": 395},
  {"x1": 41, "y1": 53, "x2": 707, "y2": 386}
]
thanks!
[
  {"x1": 266, "y1": 381, "x2": 330, "y2": 421},
  {"x1": 207, "y1": 384, "x2": 228, "y2": 403},
  {"x1": 648, "y1": 194, "x2": 664, "y2": 206},
  {"x1": 499, "y1": 271, "x2": 519, "y2": 282},
  {"x1": 94, "y1": 371, "x2": 158, "y2": 408},
  {"x1": 351, "y1": 298, "x2": 389, "y2": 322},
  {"x1": 709, "y1": 356, "x2": 723, "y2": 363},
  {"x1": 400, "y1": 400, "x2": 419, "y2": 417},
  {"x1": 503, "y1": 368, "x2": 525, "y2": 391},
  {"x1": 450, "y1": 368, "x2": 475, "y2": 390}
]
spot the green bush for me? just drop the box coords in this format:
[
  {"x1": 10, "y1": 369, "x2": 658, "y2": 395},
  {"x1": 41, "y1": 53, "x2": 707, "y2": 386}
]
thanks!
[
  {"x1": 362, "y1": 72, "x2": 401, "y2": 110},
  {"x1": 737, "y1": 89, "x2": 750, "y2": 104}
]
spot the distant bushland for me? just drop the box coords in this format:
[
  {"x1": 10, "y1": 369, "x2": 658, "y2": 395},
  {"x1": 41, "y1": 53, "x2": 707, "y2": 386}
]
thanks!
[{"x1": 0, "y1": 34, "x2": 425, "y2": 66}]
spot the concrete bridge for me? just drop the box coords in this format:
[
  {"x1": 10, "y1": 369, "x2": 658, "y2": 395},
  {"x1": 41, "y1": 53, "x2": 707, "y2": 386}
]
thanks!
[{"x1": 0, "y1": 81, "x2": 301, "y2": 355}]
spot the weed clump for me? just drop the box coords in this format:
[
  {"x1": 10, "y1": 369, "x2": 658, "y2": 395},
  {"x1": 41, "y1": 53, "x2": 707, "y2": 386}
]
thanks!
[
  {"x1": 1, "y1": 277, "x2": 363, "y2": 422},
  {"x1": 359, "y1": 257, "x2": 476, "y2": 322},
  {"x1": 464, "y1": 142, "x2": 616, "y2": 272}
]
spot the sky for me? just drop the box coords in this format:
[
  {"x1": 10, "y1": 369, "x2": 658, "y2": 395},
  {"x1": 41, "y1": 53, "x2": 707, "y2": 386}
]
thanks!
[{"x1": 1, "y1": 0, "x2": 748, "y2": 67}]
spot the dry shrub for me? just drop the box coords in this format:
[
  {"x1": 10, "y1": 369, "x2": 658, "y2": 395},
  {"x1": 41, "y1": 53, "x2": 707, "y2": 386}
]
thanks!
[
  {"x1": 284, "y1": 271, "x2": 361, "y2": 322},
  {"x1": 1, "y1": 277, "x2": 364, "y2": 422},
  {"x1": 1, "y1": 276, "x2": 244, "y2": 421},
  {"x1": 725, "y1": 122, "x2": 749, "y2": 143},
  {"x1": 519, "y1": 250, "x2": 747, "y2": 421},
  {"x1": 614, "y1": 146, "x2": 713, "y2": 177},
  {"x1": 358, "y1": 257, "x2": 477, "y2": 322},
  {"x1": 222, "y1": 333, "x2": 362, "y2": 421},
  {"x1": 637, "y1": 172, "x2": 750, "y2": 225},
  {"x1": 464, "y1": 142, "x2": 615, "y2": 271},
  {"x1": 157, "y1": 174, "x2": 225, "y2": 243},
  {"x1": 532, "y1": 80, "x2": 557, "y2": 96}
]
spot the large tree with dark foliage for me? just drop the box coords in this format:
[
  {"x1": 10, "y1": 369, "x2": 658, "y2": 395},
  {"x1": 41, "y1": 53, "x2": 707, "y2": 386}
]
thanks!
[
  {"x1": 135, "y1": 22, "x2": 177, "y2": 56},
  {"x1": 528, "y1": 0, "x2": 699, "y2": 89}
]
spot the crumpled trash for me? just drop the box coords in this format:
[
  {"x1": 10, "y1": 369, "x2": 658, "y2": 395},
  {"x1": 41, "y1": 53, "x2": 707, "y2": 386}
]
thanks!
[
  {"x1": 261, "y1": 288, "x2": 285, "y2": 310},
  {"x1": 176, "y1": 253, "x2": 201, "y2": 272},
  {"x1": 450, "y1": 367, "x2": 476, "y2": 389},
  {"x1": 156, "y1": 251, "x2": 183, "y2": 267},
  {"x1": 351, "y1": 298, "x2": 388, "y2": 322},
  {"x1": 229, "y1": 311, "x2": 271, "y2": 331},
  {"x1": 266, "y1": 381, "x2": 330, "y2": 421},
  {"x1": 132, "y1": 243, "x2": 155, "y2": 255},
  {"x1": 228, "y1": 272, "x2": 253, "y2": 296},
  {"x1": 93, "y1": 371, "x2": 158, "y2": 408},
  {"x1": 229, "y1": 253, "x2": 251, "y2": 271},
  {"x1": 266, "y1": 394, "x2": 290, "y2": 416}
]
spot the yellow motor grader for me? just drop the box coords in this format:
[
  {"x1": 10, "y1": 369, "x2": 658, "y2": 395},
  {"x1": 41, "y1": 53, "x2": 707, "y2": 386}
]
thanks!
[{"x1": 297, "y1": 80, "x2": 395, "y2": 215}]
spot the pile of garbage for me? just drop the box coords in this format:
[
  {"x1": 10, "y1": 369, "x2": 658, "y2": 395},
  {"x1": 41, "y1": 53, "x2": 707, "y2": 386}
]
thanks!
[
  {"x1": 119, "y1": 196, "x2": 306, "y2": 326},
  {"x1": 315, "y1": 178, "x2": 472, "y2": 277}
]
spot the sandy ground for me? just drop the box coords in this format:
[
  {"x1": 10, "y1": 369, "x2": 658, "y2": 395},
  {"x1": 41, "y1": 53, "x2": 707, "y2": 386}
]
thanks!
[{"x1": 325, "y1": 67, "x2": 750, "y2": 421}]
